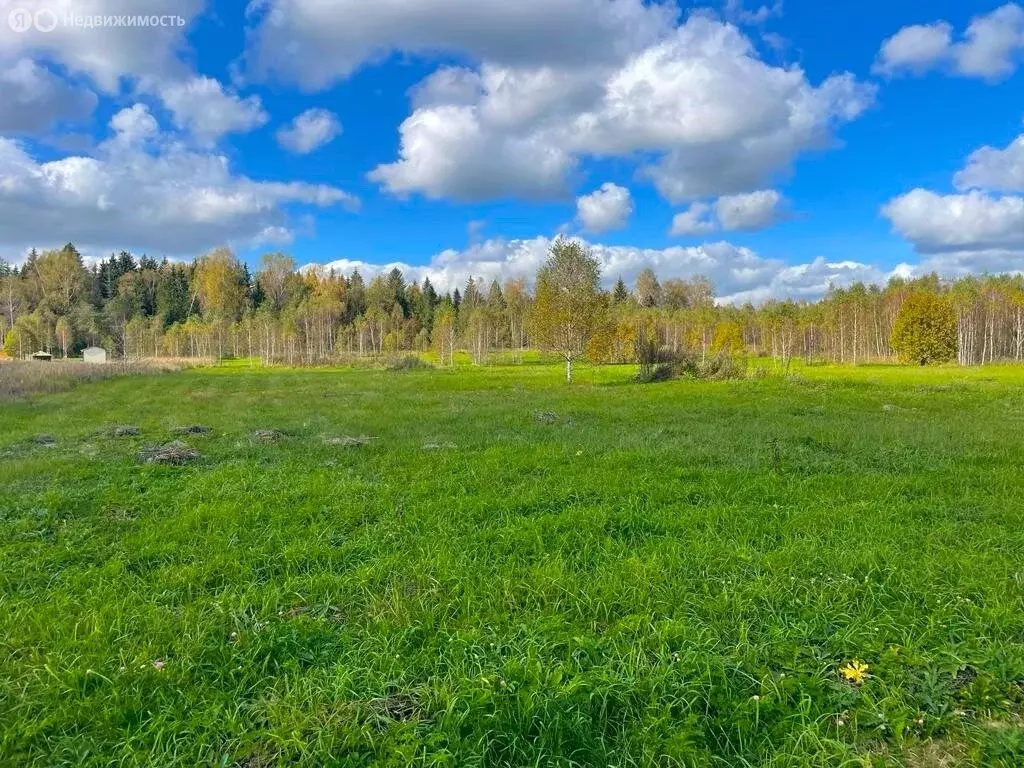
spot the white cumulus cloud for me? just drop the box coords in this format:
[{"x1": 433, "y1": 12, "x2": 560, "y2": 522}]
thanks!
[
  {"x1": 156, "y1": 76, "x2": 269, "y2": 144},
  {"x1": 671, "y1": 190, "x2": 786, "y2": 235},
  {"x1": 670, "y1": 202, "x2": 717, "y2": 236},
  {"x1": 883, "y1": 189, "x2": 1024, "y2": 252},
  {"x1": 367, "y1": 101, "x2": 576, "y2": 200},
  {"x1": 244, "y1": 0, "x2": 676, "y2": 89},
  {"x1": 722, "y1": 0, "x2": 783, "y2": 26},
  {"x1": 875, "y1": 4, "x2": 1024, "y2": 79},
  {"x1": 305, "y1": 235, "x2": 888, "y2": 305},
  {"x1": 0, "y1": 105, "x2": 358, "y2": 256},
  {"x1": 1, "y1": 2, "x2": 265, "y2": 145},
  {"x1": 714, "y1": 189, "x2": 786, "y2": 231},
  {"x1": 108, "y1": 103, "x2": 159, "y2": 145},
  {"x1": 954, "y1": 134, "x2": 1024, "y2": 192},
  {"x1": 884, "y1": 128, "x2": 1024, "y2": 266},
  {"x1": 0, "y1": 59, "x2": 97, "y2": 134},
  {"x1": 874, "y1": 23, "x2": 954, "y2": 75},
  {"x1": 0, "y1": 0, "x2": 205, "y2": 92},
  {"x1": 370, "y1": 15, "x2": 872, "y2": 202},
  {"x1": 0, "y1": 2, "x2": 279, "y2": 147},
  {"x1": 277, "y1": 108, "x2": 343, "y2": 154},
  {"x1": 576, "y1": 183, "x2": 634, "y2": 232}
]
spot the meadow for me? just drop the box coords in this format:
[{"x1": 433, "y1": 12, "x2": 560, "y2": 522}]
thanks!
[{"x1": 1, "y1": 360, "x2": 1023, "y2": 767}]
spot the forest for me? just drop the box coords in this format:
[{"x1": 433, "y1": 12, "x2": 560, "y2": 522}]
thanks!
[{"x1": 2, "y1": 242, "x2": 1023, "y2": 367}]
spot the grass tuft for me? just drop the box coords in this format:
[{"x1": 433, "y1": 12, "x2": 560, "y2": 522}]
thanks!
[{"x1": 138, "y1": 440, "x2": 201, "y2": 465}]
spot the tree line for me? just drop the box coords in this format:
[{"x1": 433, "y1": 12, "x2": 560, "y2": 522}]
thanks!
[{"x1": 2, "y1": 241, "x2": 1022, "y2": 369}]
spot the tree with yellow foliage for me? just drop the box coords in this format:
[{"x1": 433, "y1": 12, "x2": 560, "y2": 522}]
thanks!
[
  {"x1": 891, "y1": 292, "x2": 957, "y2": 365},
  {"x1": 530, "y1": 239, "x2": 605, "y2": 382},
  {"x1": 711, "y1": 321, "x2": 744, "y2": 355},
  {"x1": 192, "y1": 248, "x2": 248, "y2": 322}
]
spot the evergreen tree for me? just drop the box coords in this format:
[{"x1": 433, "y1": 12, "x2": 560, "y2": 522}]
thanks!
[
  {"x1": 612, "y1": 276, "x2": 629, "y2": 305},
  {"x1": 408, "y1": 281, "x2": 434, "y2": 333},
  {"x1": 486, "y1": 279, "x2": 505, "y2": 311},
  {"x1": 422, "y1": 277, "x2": 438, "y2": 309},
  {"x1": 116, "y1": 250, "x2": 137, "y2": 275},
  {"x1": 155, "y1": 264, "x2": 192, "y2": 326},
  {"x1": 241, "y1": 263, "x2": 255, "y2": 311},
  {"x1": 461, "y1": 277, "x2": 481, "y2": 311},
  {"x1": 346, "y1": 270, "x2": 366, "y2": 323},
  {"x1": 386, "y1": 267, "x2": 409, "y2": 317}
]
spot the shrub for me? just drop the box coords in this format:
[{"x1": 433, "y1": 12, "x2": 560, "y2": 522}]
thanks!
[
  {"x1": 693, "y1": 353, "x2": 747, "y2": 380},
  {"x1": 387, "y1": 355, "x2": 434, "y2": 372},
  {"x1": 634, "y1": 326, "x2": 676, "y2": 382},
  {"x1": 635, "y1": 349, "x2": 747, "y2": 383},
  {"x1": 891, "y1": 292, "x2": 957, "y2": 365},
  {"x1": 635, "y1": 361, "x2": 678, "y2": 383}
]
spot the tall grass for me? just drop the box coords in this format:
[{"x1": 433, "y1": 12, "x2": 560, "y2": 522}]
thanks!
[{"x1": 0, "y1": 359, "x2": 194, "y2": 401}]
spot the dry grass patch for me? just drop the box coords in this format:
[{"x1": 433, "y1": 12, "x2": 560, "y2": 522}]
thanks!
[
  {"x1": 173, "y1": 425, "x2": 212, "y2": 436},
  {"x1": 251, "y1": 429, "x2": 285, "y2": 444},
  {"x1": 366, "y1": 692, "x2": 423, "y2": 724},
  {"x1": 900, "y1": 739, "x2": 970, "y2": 768},
  {"x1": 325, "y1": 435, "x2": 376, "y2": 447},
  {"x1": 422, "y1": 441, "x2": 457, "y2": 450},
  {"x1": 139, "y1": 441, "x2": 201, "y2": 465},
  {"x1": 0, "y1": 360, "x2": 188, "y2": 400}
]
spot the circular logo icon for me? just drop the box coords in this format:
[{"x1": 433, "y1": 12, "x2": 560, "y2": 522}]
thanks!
[
  {"x1": 7, "y1": 6, "x2": 33, "y2": 32},
  {"x1": 33, "y1": 7, "x2": 57, "y2": 32}
]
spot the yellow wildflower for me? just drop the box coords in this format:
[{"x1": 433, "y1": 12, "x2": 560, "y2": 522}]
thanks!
[{"x1": 840, "y1": 660, "x2": 869, "y2": 684}]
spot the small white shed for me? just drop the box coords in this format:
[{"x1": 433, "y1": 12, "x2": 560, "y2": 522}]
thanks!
[{"x1": 83, "y1": 346, "x2": 108, "y2": 364}]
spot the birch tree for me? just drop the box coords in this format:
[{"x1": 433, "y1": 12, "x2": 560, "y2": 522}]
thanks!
[{"x1": 530, "y1": 239, "x2": 605, "y2": 383}]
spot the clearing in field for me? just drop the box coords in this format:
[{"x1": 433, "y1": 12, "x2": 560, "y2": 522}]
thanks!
[{"x1": 1, "y1": 362, "x2": 1023, "y2": 766}]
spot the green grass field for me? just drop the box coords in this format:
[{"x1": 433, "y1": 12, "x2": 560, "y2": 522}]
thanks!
[{"x1": 2, "y1": 362, "x2": 1023, "y2": 766}]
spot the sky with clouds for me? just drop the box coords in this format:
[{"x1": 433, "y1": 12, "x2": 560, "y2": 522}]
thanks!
[{"x1": 1, "y1": 0, "x2": 1023, "y2": 302}]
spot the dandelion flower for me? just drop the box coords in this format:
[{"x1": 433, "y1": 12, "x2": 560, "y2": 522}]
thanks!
[{"x1": 840, "y1": 660, "x2": 869, "y2": 684}]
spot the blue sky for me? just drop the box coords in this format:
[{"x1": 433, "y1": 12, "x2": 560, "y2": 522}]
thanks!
[{"x1": 2, "y1": 0, "x2": 1024, "y2": 301}]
